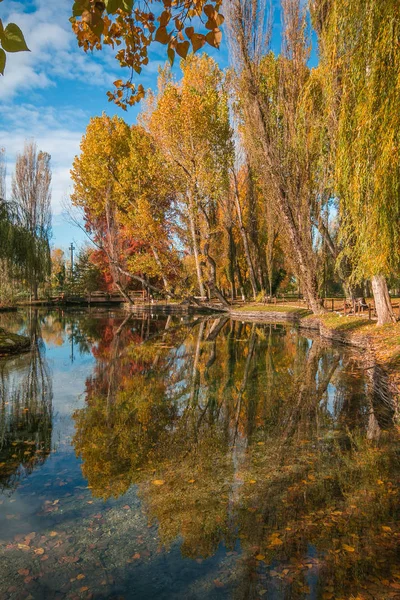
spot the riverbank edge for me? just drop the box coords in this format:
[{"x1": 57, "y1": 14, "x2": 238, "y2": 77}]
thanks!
[
  {"x1": 229, "y1": 306, "x2": 400, "y2": 408},
  {"x1": 0, "y1": 328, "x2": 30, "y2": 355}
]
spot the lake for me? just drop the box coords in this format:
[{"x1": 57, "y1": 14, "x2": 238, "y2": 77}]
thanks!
[{"x1": 0, "y1": 309, "x2": 399, "y2": 600}]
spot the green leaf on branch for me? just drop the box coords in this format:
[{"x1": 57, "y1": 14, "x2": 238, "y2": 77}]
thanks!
[
  {"x1": 0, "y1": 48, "x2": 6, "y2": 75},
  {"x1": 72, "y1": 1, "x2": 87, "y2": 17},
  {"x1": 105, "y1": 0, "x2": 122, "y2": 13},
  {"x1": 1, "y1": 23, "x2": 29, "y2": 53},
  {"x1": 167, "y1": 47, "x2": 175, "y2": 66},
  {"x1": 121, "y1": 0, "x2": 133, "y2": 12}
]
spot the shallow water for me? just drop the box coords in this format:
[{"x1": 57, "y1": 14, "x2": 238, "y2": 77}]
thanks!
[{"x1": 0, "y1": 309, "x2": 399, "y2": 600}]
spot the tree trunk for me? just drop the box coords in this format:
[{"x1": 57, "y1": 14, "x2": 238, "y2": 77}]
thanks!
[
  {"x1": 227, "y1": 226, "x2": 236, "y2": 301},
  {"x1": 32, "y1": 280, "x2": 38, "y2": 301},
  {"x1": 203, "y1": 241, "x2": 230, "y2": 307},
  {"x1": 188, "y1": 195, "x2": 205, "y2": 298},
  {"x1": 232, "y1": 172, "x2": 258, "y2": 299},
  {"x1": 151, "y1": 246, "x2": 172, "y2": 297},
  {"x1": 371, "y1": 275, "x2": 396, "y2": 325}
]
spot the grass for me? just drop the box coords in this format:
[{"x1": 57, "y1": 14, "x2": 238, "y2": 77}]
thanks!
[
  {"x1": 305, "y1": 312, "x2": 373, "y2": 332},
  {"x1": 232, "y1": 303, "x2": 311, "y2": 316}
]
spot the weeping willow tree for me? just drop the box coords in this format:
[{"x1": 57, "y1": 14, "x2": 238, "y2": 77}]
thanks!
[
  {"x1": 0, "y1": 149, "x2": 48, "y2": 304},
  {"x1": 0, "y1": 200, "x2": 41, "y2": 302},
  {"x1": 312, "y1": 0, "x2": 400, "y2": 324}
]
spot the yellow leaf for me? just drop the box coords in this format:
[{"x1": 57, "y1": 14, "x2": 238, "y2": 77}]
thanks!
[
  {"x1": 155, "y1": 26, "x2": 170, "y2": 45},
  {"x1": 176, "y1": 41, "x2": 190, "y2": 59},
  {"x1": 152, "y1": 479, "x2": 165, "y2": 486},
  {"x1": 255, "y1": 554, "x2": 265, "y2": 561},
  {"x1": 269, "y1": 538, "x2": 283, "y2": 547},
  {"x1": 34, "y1": 548, "x2": 45, "y2": 555},
  {"x1": 191, "y1": 33, "x2": 205, "y2": 53},
  {"x1": 342, "y1": 544, "x2": 355, "y2": 553}
]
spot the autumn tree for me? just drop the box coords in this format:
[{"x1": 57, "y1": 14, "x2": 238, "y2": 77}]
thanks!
[
  {"x1": 146, "y1": 54, "x2": 233, "y2": 303},
  {"x1": 11, "y1": 141, "x2": 52, "y2": 300},
  {"x1": 71, "y1": 114, "x2": 178, "y2": 299}
]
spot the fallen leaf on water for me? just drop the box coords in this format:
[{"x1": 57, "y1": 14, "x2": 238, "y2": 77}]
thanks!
[
  {"x1": 79, "y1": 587, "x2": 89, "y2": 593},
  {"x1": 77, "y1": 574, "x2": 85, "y2": 580},
  {"x1": 18, "y1": 569, "x2": 30, "y2": 576},
  {"x1": 214, "y1": 579, "x2": 224, "y2": 588},
  {"x1": 152, "y1": 480, "x2": 165, "y2": 486},
  {"x1": 269, "y1": 538, "x2": 283, "y2": 547},
  {"x1": 390, "y1": 583, "x2": 400, "y2": 590},
  {"x1": 49, "y1": 531, "x2": 57, "y2": 537},
  {"x1": 255, "y1": 554, "x2": 265, "y2": 561},
  {"x1": 342, "y1": 544, "x2": 355, "y2": 553},
  {"x1": 17, "y1": 544, "x2": 30, "y2": 551},
  {"x1": 132, "y1": 553, "x2": 141, "y2": 560},
  {"x1": 34, "y1": 548, "x2": 45, "y2": 555}
]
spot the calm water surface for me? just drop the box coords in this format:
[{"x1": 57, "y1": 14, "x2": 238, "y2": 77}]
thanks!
[{"x1": 0, "y1": 309, "x2": 399, "y2": 600}]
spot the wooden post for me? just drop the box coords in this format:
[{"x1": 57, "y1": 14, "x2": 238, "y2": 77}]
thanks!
[
  {"x1": 368, "y1": 303, "x2": 371, "y2": 321},
  {"x1": 343, "y1": 300, "x2": 346, "y2": 316},
  {"x1": 274, "y1": 296, "x2": 277, "y2": 305},
  {"x1": 331, "y1": 298, "x2": 334, "y2": 312}
]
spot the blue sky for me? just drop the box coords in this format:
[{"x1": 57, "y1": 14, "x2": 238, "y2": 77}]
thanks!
[{"x1": 0, "y1": 0, "x2": 288, "y2": 252}]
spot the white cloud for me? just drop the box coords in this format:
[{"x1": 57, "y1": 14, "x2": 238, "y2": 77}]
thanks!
[
  {"x1": 0, "y1": 0, "x2": 114, "y2": 100},
  {"x1": 0, "y1": 1, "x2": 120, "y2": 225},
  {"x1": 0, "y1": 103, "x2": 84, "y2": 215}
]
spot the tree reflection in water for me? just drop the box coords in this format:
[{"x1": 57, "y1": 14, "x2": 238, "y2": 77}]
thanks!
[
  {"x1": 0, "y1": 310, "x2": 52, "y2": 494},
  {"x1": 73, "y1": 316, "x2": 399, "y2": 599}
]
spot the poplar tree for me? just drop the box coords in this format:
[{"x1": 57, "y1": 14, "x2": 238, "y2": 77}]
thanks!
[{"x1": 11, "y1": 142, "x2": 52, "y2": 300}]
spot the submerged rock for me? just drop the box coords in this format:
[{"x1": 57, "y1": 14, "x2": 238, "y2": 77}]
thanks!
[{"x1": 0, "y1": 328, "x2": 30, "y2": 355}]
